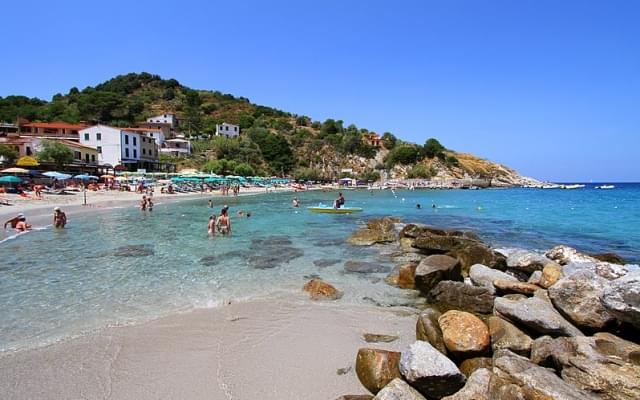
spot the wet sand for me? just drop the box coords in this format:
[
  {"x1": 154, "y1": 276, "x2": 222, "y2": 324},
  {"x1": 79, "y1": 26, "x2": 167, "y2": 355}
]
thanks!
[{"x1": 0, "y1": 298, "x2": 415, "y2": 400}]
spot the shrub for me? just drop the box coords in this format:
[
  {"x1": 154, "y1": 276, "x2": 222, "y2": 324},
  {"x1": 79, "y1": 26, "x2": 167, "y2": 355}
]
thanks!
[{"x1": 407, "y1": 164, "x2": 436, "y2": 179}]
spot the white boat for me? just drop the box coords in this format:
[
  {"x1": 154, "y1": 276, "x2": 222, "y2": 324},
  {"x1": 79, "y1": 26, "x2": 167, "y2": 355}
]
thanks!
[
  {"x1": 563, "y1": 184, "x2": 585, "y2": 190},
  {"x1": 596, "y1": 185, "x2": 615, "y2": 189}
]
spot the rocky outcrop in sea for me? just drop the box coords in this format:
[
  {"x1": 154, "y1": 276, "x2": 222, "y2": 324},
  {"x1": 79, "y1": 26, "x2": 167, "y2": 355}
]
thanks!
[{"x1": 337, "y1": 218, "x2": 640, "y2": 399}]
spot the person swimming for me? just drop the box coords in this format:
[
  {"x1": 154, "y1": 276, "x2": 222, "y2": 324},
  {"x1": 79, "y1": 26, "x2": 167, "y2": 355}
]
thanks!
[
  {"x1": 416, "y1": 203, "x2": 422, "y2": 209},
  {"x1": 208, "y1": 200, "x2": 213, "y2": 208},
  {"x1": 292, "y1": 197, "x2": 299, "y2": 208},
  {"x1": 15, "y1": 216, "x2": 31, "y2": 232},
  {"x1": 3, "y1": 213, "x2": 24, "y2": 229}
]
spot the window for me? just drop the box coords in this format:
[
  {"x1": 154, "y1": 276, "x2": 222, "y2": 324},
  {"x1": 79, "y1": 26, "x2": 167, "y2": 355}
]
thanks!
[
  {"x1": 124, "y1": 135, "x2": 129, "y2": 145},
  {"x1": 84, "y1": 133, "x2": 89, "y2": 140},
  {"x1": 225, "y1": 126, "x2": 229, "y2": 131},
  {"x1": 91, "y1": 154, "x2": 96, "y2": 162},
  {"x1": 234, "y1": 126, "x2": 238, "y2": 131},
  {"x1": 85, "y1": 154, "x2": 89, "y2": 163},
  {"x1": 143, "y1": 148, "x2": 146, "y2": 155},
  {"x1": 133, "y1": 137, "x2": 137, "y2": 146},
  {"x1": 125, "y1": 148, "x2": 129, "y2": 158},
  {"x1": 74, "y1": 151, "x2": 81, "y2": 160},
  {"x1": 26, "y1": 146, "x2": 32, "y2": 156},
  {"x1": 96, "y1": 133, "x2": 101, "y2": 141},
  {"x1": 133, "y1": 149, "x2": 137, "y2": 158},
  {"x1": 97, "y1": 146, "x2": 102, "y2": 154}
]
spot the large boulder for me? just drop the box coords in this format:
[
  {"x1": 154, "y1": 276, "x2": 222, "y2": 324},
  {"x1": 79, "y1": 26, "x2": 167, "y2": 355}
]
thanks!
[
  {"x1": 441, "y1": 368, "x2": 492, "y2": 400},
  {"x1": 548, "y1": 269, "x2": 615, "y2": 329},
  {"x1": 373, "y1": 378, "x2": 426, "y2": 400},
  {"x1": 347, "y1": 217, "x2": 399, "y2": 246},
  {"x1": 469, "y1": 264, "x2": 517, "y2": 294},
  {"x1": 438, "y1": 310, "x2": 490, "y2": 358},
  {"x1": 429, "y1": 281, "x2": 495, "y2": 314},
  {"x1": 399, "y1": 341, "x2": 466, "y2": 398},
  {"x1": 494, "y1": 296, "x2": 583, "y2": 337},
  {"x1": 355, "y1": 348, "x2": 402, "y2": 394},
  {"x1": 414, "y1": 255, "x2": 461, "y2": 294},
  {"x1": 530, "y1": 334, "x2": 640, "y2": 400},
  {"x1": 546, "y1": 245, "x2": 637, "y2": 280},
  {"x1": 601, "y1": 270, "x2": 640, "y2": 329},
  {"x1": 303, "y1": 279, "x2": 342, "y2": 300},
  {"x1": 492, "y1": 279, "x2": 541, "y2": 296},
  {"x1": 506, "y1": 250, "x2": 553, "y2": 273},
  {"x1": 592, "y1": 252, "x2": 625, "y2": 265},
  {"x1": 400, "y1": 224, "x2": 480, "y2": 242},
  {"x1": 487, "y1": 316, "x2": 532, "y2": 356},
  {"x1": 416, "y1": 308, "x2": 447, "y2": 354},
  {"x1": 448, "y1": 244, "x2": 507, "y2": 275},
  {"x1": 490, "y1": 350, "x2": 597, "y2": 399}
]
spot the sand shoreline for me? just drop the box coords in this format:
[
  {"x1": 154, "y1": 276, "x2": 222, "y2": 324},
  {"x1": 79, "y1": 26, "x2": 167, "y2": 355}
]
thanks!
[{"x1": 0, "y1": 296, "x2": 416, "y2": 400}]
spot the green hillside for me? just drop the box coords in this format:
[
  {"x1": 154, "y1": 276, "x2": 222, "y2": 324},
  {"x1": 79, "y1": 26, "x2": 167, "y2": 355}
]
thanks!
[{"x1": 0, "y1": 72, "x2": 526, "y2": 183}]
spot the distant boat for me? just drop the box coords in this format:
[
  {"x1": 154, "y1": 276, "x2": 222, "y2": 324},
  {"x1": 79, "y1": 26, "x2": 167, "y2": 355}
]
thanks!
[
  {"x1": 563, "y1": 184, "x2": 585, "y2": 189},
  {"x1": 308, "y1": 206, "x2": 363, "y2": 214},
  {"x1": 595, "y1": 185, "x2": 615, "y2": 189}
]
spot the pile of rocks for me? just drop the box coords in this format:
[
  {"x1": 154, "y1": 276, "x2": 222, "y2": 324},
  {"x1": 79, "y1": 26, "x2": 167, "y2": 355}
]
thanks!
[{"x1": 337, "y1": 220, "x2": 640, "y2": 400}]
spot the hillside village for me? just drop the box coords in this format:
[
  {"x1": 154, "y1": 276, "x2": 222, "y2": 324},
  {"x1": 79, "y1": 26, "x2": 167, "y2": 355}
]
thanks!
[{"x1": 0, "y1": 73, "x2": 538, "y2": 186}]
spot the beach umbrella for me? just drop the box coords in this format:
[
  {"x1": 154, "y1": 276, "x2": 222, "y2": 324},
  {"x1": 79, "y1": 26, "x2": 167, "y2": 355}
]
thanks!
[
  {"x1": 0, "y1": 175, "x2": 22, "y2": 184},
  {"x1": 16, "y1": 156, "x2": 39, "y2": 167},
  {"x1": 100, "y1": 174, "x2": 115, "y2": 179},
  {"x1": 43, "y1": 171, "x2": 72, "y2": 180},
  {"x1": 73, "y1": 174, "x2": 92, "y2": 180},
  {"x1": 1, "y1": 167, "x2": 29, "y2": 174}
]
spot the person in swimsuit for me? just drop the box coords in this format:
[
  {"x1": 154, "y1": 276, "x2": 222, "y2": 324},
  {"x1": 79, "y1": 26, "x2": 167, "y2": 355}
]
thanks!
[
  {"x1": 140, "y1": 195, "x2": 147, "y2": 211},
  {"x1": 53, "y1": 207, "x2": 67, "y2": 228},
  {"x1": 4, "y1": 213, "x2": 25, "y2": 229},
  {"x1": 146, "y1": 197, "x2": 154, "y2": 211},
  {"x1": 292, "y1": 197, "x2": 299, "y2": 208},
  {"x1": 208, "y1": 200, "x2": 213, "y2": 208},
  {"x1": 334, "y1": 192, "x2": 345, "y2": 209},
  {"x1": 15, "y1": 216, "x2": 31, "y2": 232},
  {"x1": 217, "y1": 208, "x2": 231, "y2": 235},
  {"x1": 208, "y1": 215, "x2": 217, "y2": 236}
]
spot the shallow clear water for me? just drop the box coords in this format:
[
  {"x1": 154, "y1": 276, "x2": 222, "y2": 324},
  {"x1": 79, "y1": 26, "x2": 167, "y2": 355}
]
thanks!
[{"x1": 1, "y1": 184, "x2": 639, "y2": 351}]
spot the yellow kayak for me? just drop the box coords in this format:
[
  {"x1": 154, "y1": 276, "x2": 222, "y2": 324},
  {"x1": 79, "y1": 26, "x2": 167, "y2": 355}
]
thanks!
[{"x1": 307, "y1": 206, "x2": 363, "y2": 214}]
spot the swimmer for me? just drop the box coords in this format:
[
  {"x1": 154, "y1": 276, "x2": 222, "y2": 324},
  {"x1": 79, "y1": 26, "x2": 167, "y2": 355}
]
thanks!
[
  {"x1": 208, "y1": 215, "x2": 216, "y2": 236},
  {"x1": 146, "y1": 197, "x2": 154, "y2": 211},
  {"x1": 53, "y1": 207, "x2": 67, "y2": 228},
  {"x1": 432, "y1": 203, "x2": 437, "y2": 209},
  {"x1": 292, "y1": 197, "x2": 299, "y2": 208},
  {"x1": 140, "y1": 195, "x2": 147, "y2": 211},
  {"x1": 416, "y1": 203, "x2": 422, "y2": 209},
  {"x1": 15, "y1": 216, "x2": 31, "y2": 232},
  {"x1": 3, "y1": 213, "x2": 25, "y2": 229}
]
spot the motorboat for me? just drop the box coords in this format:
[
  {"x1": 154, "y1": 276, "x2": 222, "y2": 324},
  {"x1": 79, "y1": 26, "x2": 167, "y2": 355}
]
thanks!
[{"x1": 307, "y1": 206, "x2": 363, "y2": 214}]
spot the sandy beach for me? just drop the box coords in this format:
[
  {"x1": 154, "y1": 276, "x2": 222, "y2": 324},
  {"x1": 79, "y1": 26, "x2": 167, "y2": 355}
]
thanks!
[{"x1": 0, "y1": 297, "x2": 415, "y2": 400}]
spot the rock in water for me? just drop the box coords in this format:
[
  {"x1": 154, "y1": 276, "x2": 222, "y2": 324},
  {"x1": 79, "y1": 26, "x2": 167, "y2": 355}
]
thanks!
[
  {"x1": 303, "y1": 279, "x2": 342, "y2": 300},
  {"x1": 313, "y1": 259, "x2": 341, "y2": 268},
  {"x1": 493, "y1": 279, "x2": 541, "y2": 296},
  {"x1": 414, "y1": 255, "x2": 461, "y2": 294},
  {"x1": 469, "y1": 264, "x2": 517, "y2": 294},
  {"x1": 548, "y1": 269, "x2": 615, "y2": 329},
  {"x1": 601, "y1": 270, "x2": 640, "y2": 329},
  {"x1": 448, "y1": 243, "x2": 507, "y2": 275},
  {"x1": 362, "y1": 333, "x2": 399, "y2": 343},
  {"x1": 399, "y1": 341, "x2": 466, "y2": 398},
  {"x1": 416, "y1": 308, "x2": 447, "y2": 354},
  {"x1": 494, "y1": 296, "x2": 583, "y2": 337},
  {"x1": 438, "y1": 310, "x2": 490, "y2": 358},
  {"x1": 429, "y1": 281, "x2": 495, "y2": 314},
  {"x1": 373, "y1": 378, "x2": 427, "y2": 400},
  {"x1": 345, "y1": 261, "x2": 391, "y2": 274},
  {"x1": 487, "y1": 316, "x2": 532, "y2": 356},
  {"x1": 530, "y1": 334, "x2": 640, "y2": 400},
  {"x1": 490, "y1": 350, "x2": 597, "y2": 399},
  {"x1": 591, "y1": 252, "x2": 625, "y2": 265},
  {"x1": 398, "y1": 263, "x2": 418, "y2": 289},
  {"x1": 355, "y1": 348, "x2": 402, "y2": 394},
  {"x1": 459, "y1": 357, "x2": 493, "y2": 377},
  {"x1": 441, "y1": 368, "x2": 492, "y2": 400},
  {"x1": 506, "y1": 249, "x2": 553, "y2": 273},
  {"x1": 347, "y1": 217, "x2": 398, "y2": 246}
]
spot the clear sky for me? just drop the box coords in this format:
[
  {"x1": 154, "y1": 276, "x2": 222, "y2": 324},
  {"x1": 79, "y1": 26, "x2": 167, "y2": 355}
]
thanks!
[{"x1": 1, "y1": 0, "x2": 639, "y2": 181}]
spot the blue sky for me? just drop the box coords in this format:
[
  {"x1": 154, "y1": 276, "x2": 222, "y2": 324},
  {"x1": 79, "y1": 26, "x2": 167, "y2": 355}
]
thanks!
[{"x1": 1, "y1": 0, "x2": 639, "y2": 181}]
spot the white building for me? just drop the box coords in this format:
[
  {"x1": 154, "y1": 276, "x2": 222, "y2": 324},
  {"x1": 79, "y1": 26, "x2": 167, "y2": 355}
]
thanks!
[
  {"x1": 215, "y1": 122, "x2": 239, "y2": 138},
  {"x1": 79, "y1": 124, "x2": 142, "y2": 167},
  {"x1": 146, "y1": 113, "x2": 177, "y2": 128},
  {"x1": 161, "y1": 136, "x2": 192, "y2": 156}
]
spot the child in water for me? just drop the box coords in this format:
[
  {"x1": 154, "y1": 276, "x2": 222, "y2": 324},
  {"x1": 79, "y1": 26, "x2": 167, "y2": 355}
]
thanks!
[{"x1": 208, "y1": 215, "x2": 217, "y2": 236}]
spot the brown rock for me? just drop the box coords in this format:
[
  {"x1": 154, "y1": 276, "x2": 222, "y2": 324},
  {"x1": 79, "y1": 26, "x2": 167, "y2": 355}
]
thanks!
[
  {"x1": 363, "y1": 333, "x2": 399, "y2": 343},
  {"x1": 439, "y1": 310, "x2": 490, "y2": 357},
  {"x1": 416, "y1": 308, "x2": 447, "y2": 354},
  {"x1": 355, "y1": 348, "x2": 402, "y2": 394},
  {"x1": 441, "y1": 368, "x2": 492, "y2": 400},
  {"x1": 459, "y1": 357, "x2": 492, "y2": 377},
  {"x1": 539, "y1": 262, "x2": 562, "y2": 288},
  {"x1": 493, "y1": 279, "x2": 541, "y2": 296},
  {"x1": 487, "y1": 316, "x2": 532, "y2": 356},
  {"x1": 414, "y1": 255, "x2": 461, "y2": 294},
  {"x1": 448, "y1": 243, "x2": 507, "y2": 275},
  {"x1": 429, "y1": 281, "x2": 495, "y2": 314},
  {"x1": 398, "y1": 263, "x2": 417, "y2": 289},
  {"x1": 347, "y1": 217, "x2": 398, "y2": 246},
  {"x1": 303, "y1": 279, "x2": 342, "y2": 300},
  {"x1": 592, "y1": 252, "x2": 625, "y2": 265}
]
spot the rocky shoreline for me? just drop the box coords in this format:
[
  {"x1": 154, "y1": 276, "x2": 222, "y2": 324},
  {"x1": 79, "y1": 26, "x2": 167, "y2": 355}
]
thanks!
[{"x1": 308, "y1": 217, "x2": 640, "y2": 400}]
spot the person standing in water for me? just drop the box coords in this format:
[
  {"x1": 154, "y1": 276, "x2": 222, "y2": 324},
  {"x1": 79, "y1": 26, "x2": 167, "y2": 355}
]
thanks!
[
  {"x1": 208, "y1": 215, "x2": 217, "y2": 236},
  {"x1": 208, "y1": 199, "x2": 213, "y2": 208},
  {"x1": 216, "y1": 207, "x2": 231, "y2": 235},
  {"x1": 140, "y1": 195, "x2": 147, "y2": 211},
  {"x1": 146, "y1": 197, "x2": 154, "y2": 211},
  {"x1": 53, "y1": 207, "x2": 67, "y2": 228}
]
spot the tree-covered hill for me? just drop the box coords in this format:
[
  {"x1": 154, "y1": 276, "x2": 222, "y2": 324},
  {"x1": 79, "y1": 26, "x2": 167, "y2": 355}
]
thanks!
[{"x1": 0, "y1": 72, "x2": 534, "y2": 184}]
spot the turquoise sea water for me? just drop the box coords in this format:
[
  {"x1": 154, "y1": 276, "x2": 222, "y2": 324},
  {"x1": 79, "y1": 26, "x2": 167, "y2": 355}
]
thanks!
[{"x1": 1, "y1": 184, "x2": 639, "y2": 352}]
